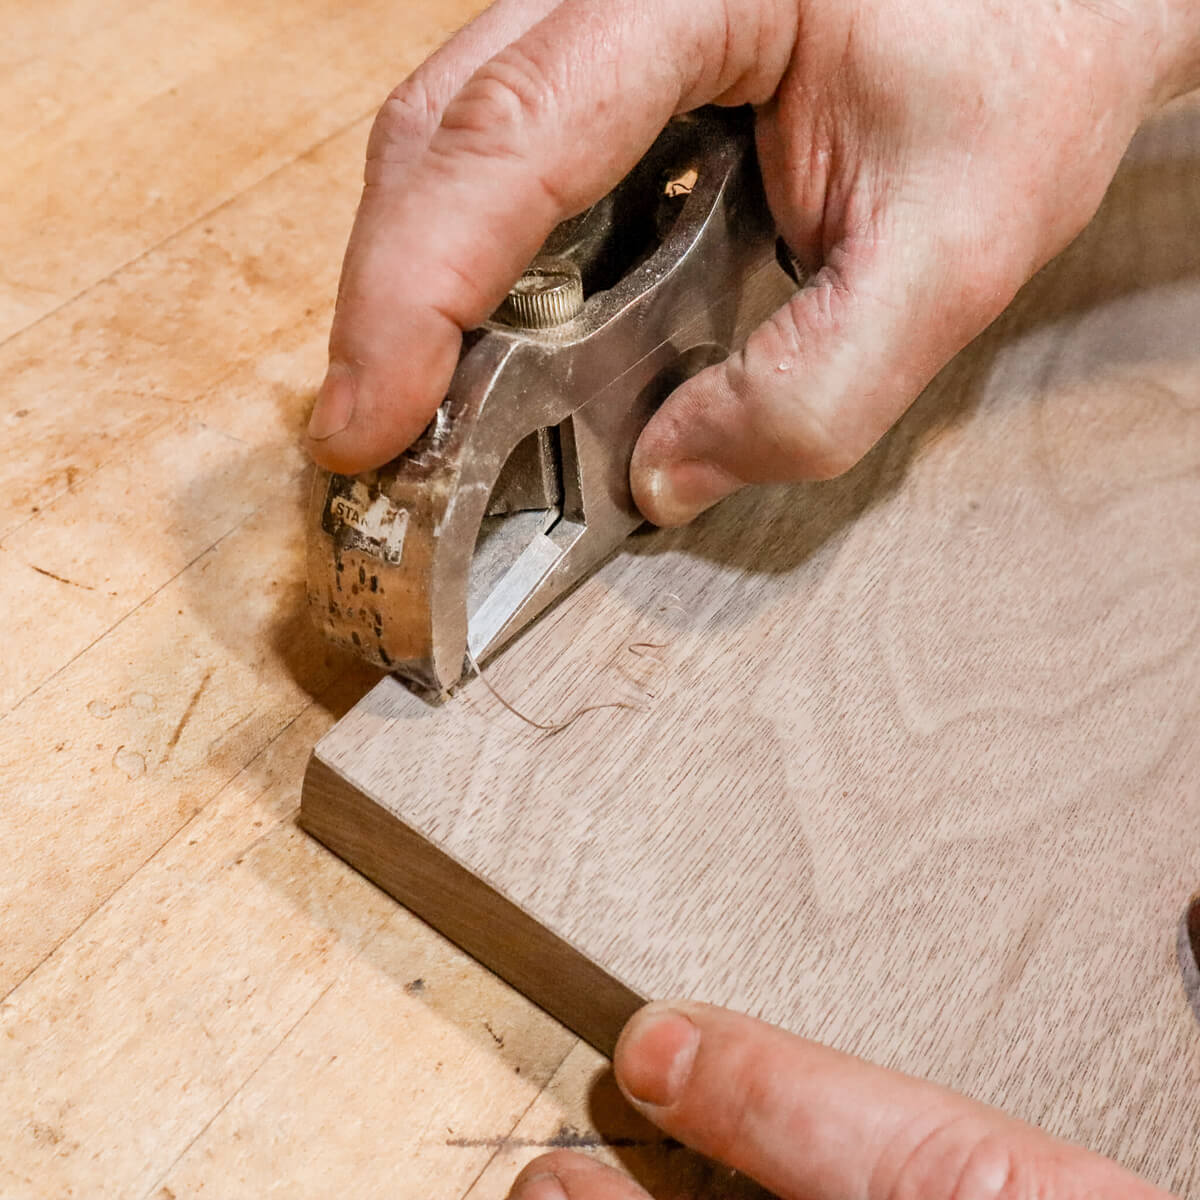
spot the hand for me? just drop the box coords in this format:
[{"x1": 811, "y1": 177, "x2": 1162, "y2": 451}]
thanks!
[
  {"x1": 306, "y1": 0, "x2": 1200, "y2": 524},
  {"x1": 505, "y1": 1002, "x2": 1175, "y2": 1200}
]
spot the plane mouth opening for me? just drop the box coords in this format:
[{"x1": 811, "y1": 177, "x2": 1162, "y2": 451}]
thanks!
[{"x1": 466, "y1": 424, "x2": 581, "y2": 664}]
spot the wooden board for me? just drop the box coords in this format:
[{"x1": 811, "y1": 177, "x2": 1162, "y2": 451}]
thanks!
[{"x1": 303, "y1": 93, "x2": 1200, "y2": 1196}]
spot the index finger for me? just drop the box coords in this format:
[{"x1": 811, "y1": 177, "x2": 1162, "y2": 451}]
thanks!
[{"x1": 306, "y1": 0, "x2": 797, "y2": 473}]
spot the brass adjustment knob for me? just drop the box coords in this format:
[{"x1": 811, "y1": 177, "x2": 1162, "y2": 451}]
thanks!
[{"x1": 497, "y1": 257, "x2": 584, "y2": 329}]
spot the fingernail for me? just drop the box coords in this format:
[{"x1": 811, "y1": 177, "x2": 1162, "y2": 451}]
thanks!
[
  {"x1": 307, "y1": 362, "x2": 356, "y2": 441},
  {"x1": 509, "y1": 1173, "x2": 567, "y2": 1200},
  {"x1": 614, "y1": 1003, "x2": 700, "y2": 1108},
  {"x1": 634, "y1": 462, "x2": 740, "y2": 528}
]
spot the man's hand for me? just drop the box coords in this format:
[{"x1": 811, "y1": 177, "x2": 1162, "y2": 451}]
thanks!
[
  {"x1": 306, "y1": 0, "x2": 1200, "y2": 524},
  {"x1": 505, "y1": 1002, "x2": 1175, "y2": 1200}
]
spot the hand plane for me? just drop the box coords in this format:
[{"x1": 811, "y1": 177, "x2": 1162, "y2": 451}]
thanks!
[{"x1": 306, "y1": 106, "x2": 800, "y2": 694}]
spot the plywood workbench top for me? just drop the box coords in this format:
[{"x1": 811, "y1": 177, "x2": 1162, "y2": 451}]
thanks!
[{"x1": 1, "y1": 2, "x2": 1197, "y2": 1198}]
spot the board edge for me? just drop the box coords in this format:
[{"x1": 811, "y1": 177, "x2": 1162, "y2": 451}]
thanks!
[{"x1": 300, "y1": 752, "x2": 643, "y2": 1056}]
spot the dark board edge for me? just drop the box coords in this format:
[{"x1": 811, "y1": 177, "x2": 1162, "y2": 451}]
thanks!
[
  {"x1": 300, "y1": 754, "x2": 643, "y2": 1056},
  {"x1": 1180, "y1": 894, "x2": 1200, "y2": 1027}
]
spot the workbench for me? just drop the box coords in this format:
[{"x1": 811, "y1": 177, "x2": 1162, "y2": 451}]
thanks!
[{"x1": 1, "y1": 2, "x2": 1197, "y2": 1197}]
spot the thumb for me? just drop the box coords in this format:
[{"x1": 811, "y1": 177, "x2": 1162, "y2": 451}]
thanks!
[
  {"x1": 611, "y1": 1001, "x2": 1174, "y2": 1200},
  {"x1": 630, "y1": 214, "x2": 1016, "y2": 526}
]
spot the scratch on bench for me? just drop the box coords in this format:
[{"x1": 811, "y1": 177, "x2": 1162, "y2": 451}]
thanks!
[
  {"x1": 163, "y1": 669, "x2": 214, "y2": 759},
  {"x1": 30, "y1": 563, "x2": 94, "y2": 590}
]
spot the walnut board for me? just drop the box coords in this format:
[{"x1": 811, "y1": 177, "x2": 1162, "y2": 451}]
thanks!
[{"x1": 303, "y1": 96, "x2": 1200, "y2": 1193}]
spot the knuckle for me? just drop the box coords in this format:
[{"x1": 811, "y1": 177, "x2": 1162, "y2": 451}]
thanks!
[
  {"x1": 367, "y1": 76, "x2": 439, "y2": 167},
  {"x1": 441, "y1": 45, "x2": 558, "y2": 153},
  {"x1": 433, "y1": 45, "x2": 571, "y2": 215},
  {"x1": 942, "y1": 1134, "x2": 1024, "y2": 1200},
  {"x1": 881, "y1": 1118, "x2": 1046, "y2": 1200}
]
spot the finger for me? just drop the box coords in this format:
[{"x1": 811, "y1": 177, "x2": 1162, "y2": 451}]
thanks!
[
  {"x1": 307, "y1": 0, "x2": 560, "y2": 454},
  {"x1": 507, "y1": 1150, "x2": 651, "y2": 1200},
  {"x1": 361, "y1": 0, "x2": 563, "y2": 178},
  {"x1": 306, "y1": 0, "x2": 799, "y2": 473},
  {"x1": 630, "y1": 204, "x2": 1019, "y2": 525},
  {"x1": 613, "y1": 1002, "x2": 1174, "y2": 1200}
]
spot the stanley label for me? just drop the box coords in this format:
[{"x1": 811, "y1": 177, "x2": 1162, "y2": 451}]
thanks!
[{"x1": 322, "y1": 476, "x2": 410, "y2": 565}]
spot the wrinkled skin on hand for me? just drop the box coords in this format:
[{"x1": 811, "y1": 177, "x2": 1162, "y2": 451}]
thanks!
[
  {"x1": 305, "y1": 0, "x2": 1198, "y2": 524},
  {"x1": 505, "y1": 1002, "x2": 1177, "y2": 1200}
]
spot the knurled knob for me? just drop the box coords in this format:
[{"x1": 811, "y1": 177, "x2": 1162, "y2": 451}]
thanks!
[{"x1": 497, "y1": 258, "x2": 584, "y2": 329}]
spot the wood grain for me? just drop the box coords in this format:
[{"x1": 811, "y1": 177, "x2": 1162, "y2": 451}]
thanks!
[{"x1": 305, "y1": 94, "x2": 1200, "y2": 1197}]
